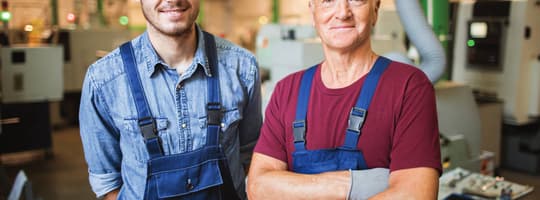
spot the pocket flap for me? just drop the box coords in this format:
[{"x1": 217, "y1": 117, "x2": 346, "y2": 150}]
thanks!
[
  {"x1": 155, "y1": 160, "x2": 223, "y2": 198},
  {"x1": 221, "y1": 109, "x2": 241, "y2": 131},
  {"x1": 124, "y1": 118, "x2": 169, "y2": 132}
]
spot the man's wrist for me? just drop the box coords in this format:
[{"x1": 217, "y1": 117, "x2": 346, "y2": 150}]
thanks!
[
  {"x1": 319, "y1": 170, "x2": 351, "y2": 199},
  {"x1": 102, "y1": 189, "x2": 119, "y2": 200},
  {"x1": 347, "y1": 169, "x2": 353, "y2": 200}
]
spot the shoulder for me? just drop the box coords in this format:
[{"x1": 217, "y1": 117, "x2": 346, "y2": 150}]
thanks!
[
  {"x1": 276, "y1": 68, "x2": 308, "y2": 87},
  {"x1": 214, "y1": 36, "x2": 257, "y2": 63},
  {"x1": 212, "y1": 36, "x2": 259, "y2": 83},
  {"x1": 382, "y1": 60, "x2": 432, "y2": 88},
  {"x1": 85, "y1": 48, "x2": 123, "y2": 89},
  {"x1": 274, "y1": 65, "x2": 318, "y2": 97},
  {"x1": 85, "y1": 35, "x2": 144, "y2": 89}
]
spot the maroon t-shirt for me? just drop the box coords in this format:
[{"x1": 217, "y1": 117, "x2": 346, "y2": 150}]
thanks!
[{"x1": 254, "y1": 61, "x2": 442, "y2": 173}]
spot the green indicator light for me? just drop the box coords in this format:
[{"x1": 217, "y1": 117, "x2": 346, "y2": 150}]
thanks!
[
  {"x1": 1, "y1": 12, "x2": 11, "y2": 21},
  {"x1": 119, "y1": 16, "x2": 129, "y2": 26},
  {"x1": 467, "y1": 39, "x2": 475, "y2": 47}
]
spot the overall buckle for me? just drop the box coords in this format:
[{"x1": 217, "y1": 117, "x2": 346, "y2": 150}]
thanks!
[
  {"x1": 207, "y1": 103, "x2": 222, "y2": 125},
  {"x1": 138, "y1": 117, "x2": 157, "y2": 140},
  {"x1": 293, "y1": 120, "x2": 306, "y2": 143},
  {"x1": 347, "y1": 107, "x2": 366, "y2": 133}
]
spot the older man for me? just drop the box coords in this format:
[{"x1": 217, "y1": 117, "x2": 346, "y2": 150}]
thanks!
[{"x1": 248, "y1": 0, "x2": 441, "y2": 199}]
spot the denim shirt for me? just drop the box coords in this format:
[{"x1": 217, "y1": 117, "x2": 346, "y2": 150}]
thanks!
[{"x1": 79, "y1": 27, "x2": 262, "y2": 199}]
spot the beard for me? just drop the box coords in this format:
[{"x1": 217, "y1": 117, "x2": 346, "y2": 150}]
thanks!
[
  {"x1": 145, "y1": 18, "x2": 195, "y2": 37},
  {"x1": 141, "y1": 0, "x2": 199, "y2": 37}
]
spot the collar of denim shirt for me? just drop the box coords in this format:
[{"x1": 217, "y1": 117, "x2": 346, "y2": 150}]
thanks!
[{"x1": 138, "y1": 24, "x2": 213, "y2": 78}]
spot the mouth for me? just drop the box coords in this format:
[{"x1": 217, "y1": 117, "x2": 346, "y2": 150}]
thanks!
[
  {"x1": 330, "y1": 25, "x2": 355, "y2": 30},
  {"x1": 160, "y1": 7, "x2": 187, "y2": 12},
  {"x1": 160, "y1": 7, "x2": 188, "y2": 13},
  {"x1": 159, "y1": 7, "x2": 189, "y2": 19}
]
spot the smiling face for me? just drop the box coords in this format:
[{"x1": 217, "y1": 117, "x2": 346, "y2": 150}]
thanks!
[
  {"x1": 310, "y1": 0, "x2": 380, "y2": 52},
  {"x1": 141, "y1": 0, "x2": 200, "y2": 37}
]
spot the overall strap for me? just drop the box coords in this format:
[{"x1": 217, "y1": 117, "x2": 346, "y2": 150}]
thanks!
[
  {"x1": 120, "y1": 42, "x2": 163, "y2": 158},
  {"x1": 120, "y1": 32, "x2": 223, "y2": 159},
  {"x1": 342, "y1": 56, "x2": 391, "y2": 150},
  {"x1": 203, "y1": 31, "x2": 222, "y2": 147},
  {"x1": 292, "y1": 65, "x2": 318, "y2": 151},
  {"x1": 203, "y1": 32, "x2": 241, "y2": 200}
]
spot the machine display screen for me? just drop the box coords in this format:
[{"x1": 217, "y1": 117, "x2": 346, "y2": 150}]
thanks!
[
  {"x1": 466, "y1": 20, "x2": 504, "y2": 71},
  {"x1": 470, "y1": 22, "x2": 488, "y2": 38}
]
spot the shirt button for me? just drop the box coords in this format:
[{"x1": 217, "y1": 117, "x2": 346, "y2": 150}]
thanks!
[
  {"x1": 182, "y1": 123, "x2": 187, "y2": 128},
  {"x1": 176, "y1": 84, "x2": 182, "y2": 90},
  {"x1": 186, "y1": 178, "x2": 194, "y2": 190}
]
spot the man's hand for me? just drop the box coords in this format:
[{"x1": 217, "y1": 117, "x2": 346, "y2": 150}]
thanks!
[{"x1": 103, "y1": 189, "x2": 119, "y2": 200}]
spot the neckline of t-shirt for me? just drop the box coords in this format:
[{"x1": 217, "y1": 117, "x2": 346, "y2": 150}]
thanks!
[{"x1": 314, "y1": 63, "x2": 366, "y2": 96}]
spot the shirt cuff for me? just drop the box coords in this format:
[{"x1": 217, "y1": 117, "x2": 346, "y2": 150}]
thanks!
[{"x1": 88, "y1": 171, "x2": 122, "y2": 198}]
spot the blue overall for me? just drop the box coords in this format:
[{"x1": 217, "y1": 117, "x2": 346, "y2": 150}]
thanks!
[
  {"x1": 119, "y1": 32, "x2": 240, "y2": 200},
  {"x1": 292, "y1": 56, "x2": 391, "y2": 174}
]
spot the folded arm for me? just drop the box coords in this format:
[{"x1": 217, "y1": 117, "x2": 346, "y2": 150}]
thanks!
[
  {"x1": 369, "y1": 167, "x2": 439, "y2": 200},
  {"x1": 247, "y1": 153, "x2": 350, "y2": 200}
]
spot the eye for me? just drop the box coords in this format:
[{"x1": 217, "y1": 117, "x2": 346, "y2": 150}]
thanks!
[
  {"x1": 348, "y1": 0, "x2": 367, "y2": 6},
  {"x1": 320, "y1": 0, "x2": 335, "y2": 6}
]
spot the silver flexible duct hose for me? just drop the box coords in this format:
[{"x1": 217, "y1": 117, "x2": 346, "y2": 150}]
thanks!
[{"x1": 391, "y1": 0, "x2": 446, "y2": 83}]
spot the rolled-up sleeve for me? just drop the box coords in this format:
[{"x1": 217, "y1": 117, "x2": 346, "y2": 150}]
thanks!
[
  {"x1": 88, "y1": 171, "x2": 122, "y2": 198},
  {"x1": 79, "y1": 68, "x2": 123, "y2": 198},
  {"x1": 238, "y1": 57, "x2": 263, "y2": 168}
]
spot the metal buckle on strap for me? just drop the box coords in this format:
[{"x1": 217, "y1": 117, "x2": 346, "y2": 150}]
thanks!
[
  {"x1": 347, "y1": 107, "x2": 366, "y2": 133},
  {"x1": 293, "y1": 120, "x2": 306, "y2": 143},
  {"x1": 207, "y1": 103, "x2": 222, "y2": 125},
  {"x1": 139, "y1": 117, "x2": 157, "y2": 140}
]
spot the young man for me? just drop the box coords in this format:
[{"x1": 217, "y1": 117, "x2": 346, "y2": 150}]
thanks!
[
  {"x1": 79, "y1": 0, "x2": 261, "y2": 199},
  {"x1": 248, "y1": 0, "x2": 441, "y2": 199}
]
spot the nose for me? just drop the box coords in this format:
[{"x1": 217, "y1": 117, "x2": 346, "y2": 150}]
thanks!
[{"x1": 334, "y1": 0, "x2": 352, "y2": 20}]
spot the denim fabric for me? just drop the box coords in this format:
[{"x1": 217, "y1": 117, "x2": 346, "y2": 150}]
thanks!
[{"x1": 79, "y1": 27, "x2": 262, "y2": 199}]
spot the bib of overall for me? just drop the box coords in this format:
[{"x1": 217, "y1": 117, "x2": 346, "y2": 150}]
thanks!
[
  {"x1": 119, "y1": 32, "x2": 240, "y2": 200},
  {"x1": 292, "y1": 56, "x2": 391, "y2": 174}
]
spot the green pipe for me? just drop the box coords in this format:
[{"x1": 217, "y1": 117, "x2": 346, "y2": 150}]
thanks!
[
  {"x1": 421, "y1": 0, "x2": 449, "y2": 80},
  {"x1": 420, "y1": 0, "x2": 449, "y2": 49},
  {"x1": 50, "y1": 0, "x2": 58, "y2": 25},
  {"x1": 97, "y1": 0, "x2": 106, "y2": 26},
  {"x1": 197, "y1": 0, "x2": 204, "y2": 25},
  {"x1": 272, "y1": 0, "x2": 279, "y2": 23}
]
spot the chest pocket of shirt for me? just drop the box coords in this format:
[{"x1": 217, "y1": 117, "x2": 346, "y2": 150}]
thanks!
[
  {"x1": 199, "y1": 108, "x2": 241, "y2": 148},
  {"x1": 123, "y1": 117, "x2": 169, "y2": 163}
]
